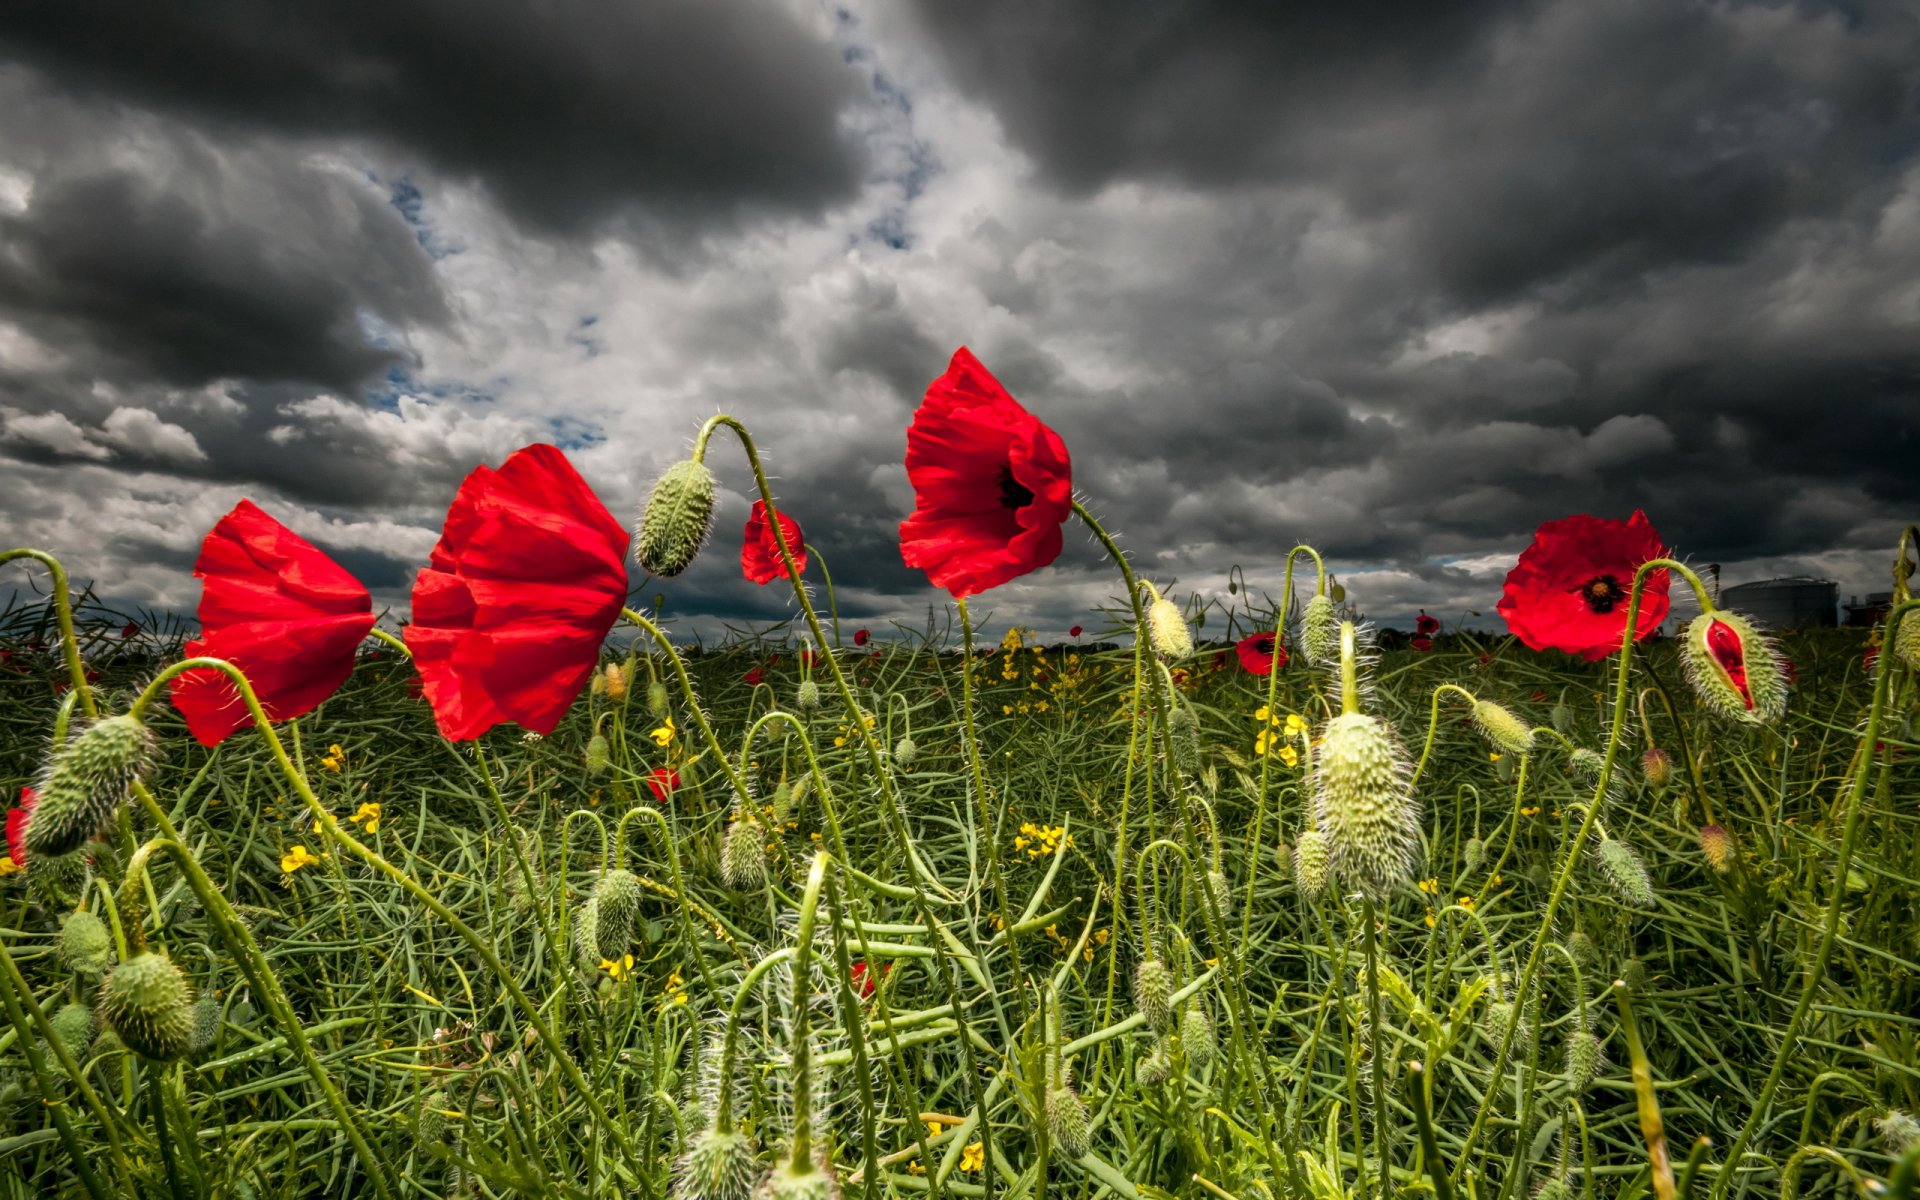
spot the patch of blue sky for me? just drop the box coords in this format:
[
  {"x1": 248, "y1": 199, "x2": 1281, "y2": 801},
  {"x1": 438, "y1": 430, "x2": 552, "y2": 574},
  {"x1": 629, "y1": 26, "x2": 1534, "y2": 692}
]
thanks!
[
  {"x1": 381, "y1": 173, "x2": 462, "y2": 260},
  {"x1": 568, "y1": 314, "x2": 605, "y2": 359},
  {"x1": 545, "y1": 415, "x2": 606, "y2": 452}
]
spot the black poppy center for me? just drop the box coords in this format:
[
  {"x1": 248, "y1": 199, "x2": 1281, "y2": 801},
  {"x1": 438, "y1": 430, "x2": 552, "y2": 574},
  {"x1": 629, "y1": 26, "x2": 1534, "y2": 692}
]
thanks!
[
  {"x1": 1252, "y1": 636, "x2": 1274, "y2": 655},
  {"x1": 997, "y1": 463, "x2": 1034, "y2": 511},
  {"x1": 1577, "y1": 574, "x2": 1623, "y2": 614}
]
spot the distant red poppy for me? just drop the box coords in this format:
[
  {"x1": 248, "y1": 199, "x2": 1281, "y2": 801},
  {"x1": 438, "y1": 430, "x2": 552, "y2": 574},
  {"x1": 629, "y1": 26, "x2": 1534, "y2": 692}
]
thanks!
[
  {"x1": 1497, "y1": 511, "x2": 1670, "y2": 661},
  {"x1": 1781, "y1": 657, "x2": 1799, "y2": 685},
  {"x1": 1864, "y1": 647, "x2": 1880, "y2": 673},
  {"x1": 741, "y1": 500, "x2": 806, "y2": 586},
  {"x1": 1236, "y1": 632, "x2": 1288, "y2": 674},
  {"x1": 6, "y1": 788, "x2": 35, "y2": 867},
  {"x1": 849, "y1": 960, "x2": 891, "y2": 1000},
  {"x1": 899, "y1": 347, "x2": 1072, "y2": 597},
  {"x1": 744, "y1": 666, "x2": 765, "y2": 686},
  {"x1": 853, "y1": 628, "x2": 870, "y2": 647},
  {"x1": 119, "y1": 621, "x2": 139, "y2": 639},
  {"x1": 1069, "y1": 625, "x2": 1083, "y2": 638},
  {"x1": 870, "y1": 651, "x2": 882, "y2": 662},
  {"x1": 1411, "y1": 635, "x2": 1434, "y2": 653},
  {"x1": 646, "y1": 767, "x2": 680, "y2": 802},
  {"x1": 168, "y1": 500, "x2": 377, "y2": 746},
  {"x1": 407, "y1": 444, "x2": 631, "y2": 740},
  {"x1": 1415, "y1": 612, "x2": 1440, "y2": 636},
  {"x1": 801, "y1": 648, "x2": 822, "y2": 668}
]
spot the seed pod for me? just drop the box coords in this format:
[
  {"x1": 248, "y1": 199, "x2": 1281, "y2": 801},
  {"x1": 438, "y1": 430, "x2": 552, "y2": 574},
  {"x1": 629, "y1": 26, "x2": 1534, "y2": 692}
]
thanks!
[
  {"x1": 636, "y1": 459, "x2": 717, "y2": 577},
  {"x1": 27, "y1": 715, "x2": 153, "y2": 859},
  {"x1": 1595, "y1": 839, "x2": 1657, "y2": 908},
  {"x1": 45, "y1": 1001, "x2": 93, "y2": 1061},
  {"x1": 1640, "y1": 747, "x2": 1672, "y2": 789},
  {"x1": 648, "y1": 680, "x2": 670, "y2": 717},
  {"x1": 417, "y1": 1090, "x2": 450, "y2": 1147},
  {"x1": 796, "y1": 680, "x2": 821, "y2": 711},
  {"x1": 1180, "y1": 1004, "x2": 1215, "y2": 1069},
  {"x1": 1471, "y1": 701, "x2": 1535, "y2": 755},
  {"x1": 1565, "y1": 1028, "x2": 1605, "y2": 1093},
  {"x1": 1301, "y1": 594, "x2": 1337, "y2": 668},
  {"x1": 592, "y1": 869, "x2": 644, "y2": 958},
  {"x1": 1134, "y1": 957, "x2": 1175, "y2": 1033},
  {"x1": 892, "y1": 735, "x2": 918, "y2": 769},
  {"x1": 1309, "y1": 712, "x2": 1420, "y2": 900},
  {"x1": 1147, "y1": 595, "x2": 1193, "y2": 660},
  {"x1": 720, "y1": 819, "x2": 768, "y2": 888},
  {"x1": 57, "y1": 910, "x2": 113, "y2": 976},
  {"x1": 1294, "y1": 829, "x2": 1331, "y2": 899},
  {"x1": 1135, "y1": 1038, "x2": 1173, "y2": 1086},
  {"x1": 1697, "y1": 824, "x2": 1734, "y2": 873},
  {"x1": 1682, "y1": 611, "x2": 1788, "y2": 726},
  {"x1": 676, "y1": 1125, "x2": 761, "y2": 1200},
  {"x1": 1046, "y1": 1081, "x2": 1092, "y2": 1159},
  {"x1": 188, "y1": 995, "x2": 221, "y2": 1055},
  {"x1": 585, "y1": 733, "x2": 611, "y2": 776},
  {"x1": 98, "y1": 951, "x2": 196, "y2": 1062}
]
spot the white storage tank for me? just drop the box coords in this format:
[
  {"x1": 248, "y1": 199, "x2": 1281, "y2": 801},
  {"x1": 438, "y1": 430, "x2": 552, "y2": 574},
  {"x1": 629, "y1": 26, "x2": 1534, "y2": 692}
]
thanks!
[{"x1": 1718, "y1": 577, "x2": 1838, "y2": 629}]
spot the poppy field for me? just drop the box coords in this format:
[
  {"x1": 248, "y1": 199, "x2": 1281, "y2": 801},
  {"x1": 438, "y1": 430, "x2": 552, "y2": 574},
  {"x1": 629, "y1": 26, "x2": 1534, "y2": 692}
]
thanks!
[{"x1": 2, "y1": 349, "x2": 1919, "y2": 1200}]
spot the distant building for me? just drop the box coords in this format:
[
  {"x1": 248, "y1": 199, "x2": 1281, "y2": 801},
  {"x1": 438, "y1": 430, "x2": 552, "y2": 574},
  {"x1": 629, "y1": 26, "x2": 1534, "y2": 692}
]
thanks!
[
  {"x1": 1718, "y1": 577, "x2": 1838, "y2": 629},
  {"x1": 1844, "y1": 591, "x2": 1893, "y2": 628}
]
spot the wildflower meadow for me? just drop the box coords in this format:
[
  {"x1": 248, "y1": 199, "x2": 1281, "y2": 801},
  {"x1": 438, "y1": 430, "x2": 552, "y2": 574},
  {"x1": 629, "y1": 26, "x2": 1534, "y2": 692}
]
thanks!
[{"x1": 3, "y1": 348, "x2": 1918, "y2": 1200}]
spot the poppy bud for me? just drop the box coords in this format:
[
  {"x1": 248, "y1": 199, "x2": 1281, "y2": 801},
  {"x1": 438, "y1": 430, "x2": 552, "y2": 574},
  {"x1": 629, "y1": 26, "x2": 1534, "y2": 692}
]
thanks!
[
  {"x1": 1536, "y1": 1178, "x2": 1574, "y2": 1200},
  {"x1": 604, "y1": 663, "x2": 628, "y2": 701},
  {"x1": 1682, "y1": 611, "x2": 1788, "y2": 725},
  {"x1": 28, "y1": 850, "x2": 89, "y2": 909},
  {"x1": 1147, "y1": 595, "x2": 1193, "y2": 660},
  {"x1": 99, "y1": 951, "x2": 196, "y2": 1061},
  {"x1": 58, "y1": 910, "x2": 113, "y2": 976},
  {"x1": 1045, "y1": 1081, "x2": 1092, "y2": 1159},
  {"x1": 1595, "y1": 839, "x2": 1656, "y2": 907},
  {"x1": 796, "y1": 680, "x2": 821, "y2": 711},
  {"x1": 720, "y1": 819, "x2": 767, "y2": 888},
  {"x1": 1568, "y1": 748, "x2": 1604, "y2": 781},
  {"x1": 648, "y1": 680, "x2": 670, "y2": 717},
  {"x1": 1640, "y1": 747, "x2": 1672, "y2": 789},
  {"x1": 1565, "y1": 1028, "x2": 1605, "y2": 1093},
  {"x1": 1134, "y1": 957, "x2": 1175, "y2": 1033},
  {"x1": 676, "y1": 1124, "x2": 761, "y2": 1200},
  {"x1": 1550, "y1": 702, "x2": 1573, "y2": 734},
  {"x1": 892, "y1": 735, "x2": 918, "y2": 769},
  {"x1": 44, "y1": 1001, "x2": 93, "y2": 1062},
  {"x1": 1294, "y1": 829, "x2": 1332, "y2": 899},
  {"x1": 188, "y1": 995, "x2": 221, "y2": 1055},
  {"x1": 1301, "y1": 594, "x2": 1337, "y2": 668},
  {"x1": 1895, "y1": 613, "x2": 1920, "y2": 674},
  {"x1": 1309, "y1": 713, "x2": 1420, "y2": 900},
  {"x1": 571, "y1": 898, "x2": 602, "y2": 970},
  {"x1": 592, "y1": 869, "x2": 643, "y2": 959},
  {"x1": 27, "y1": 715, "x2": 154, "y2": 859},
  {"x1": 1168, "y1": 704, "x2": 1200, "y2": 775},
  {"x1": 1471, "y1": 700, "x2": 1534, "y2": 755},
  {"x1": 1621, "y1": 959, "x2": 1648, "y2": 991},
  {"x1": 1697, "y1": 824, "x2": 1734, "y2": 873},
  {"x1": 636, "y1": 459, "x2": 717, "y2": 577},
  {"x1": 1180, "y1": 1004, "x2": 1215, "y2": 1068},
  {"x1": 417, "y1": 1090, "x2": 450, "y2": 1148},
  {"x1": 1205, "y1": 869, "x2": 1232, "y2": 920},
  {"x1": 586, "y1": 733, "x2": 610, "y2": 775},
  {"x1": 1482, "y1": 998, "x2": 1534, "y2": 1057},
  {"x1": 1136, "y1": 1038, "x2": 1173, "y2": 1086}
]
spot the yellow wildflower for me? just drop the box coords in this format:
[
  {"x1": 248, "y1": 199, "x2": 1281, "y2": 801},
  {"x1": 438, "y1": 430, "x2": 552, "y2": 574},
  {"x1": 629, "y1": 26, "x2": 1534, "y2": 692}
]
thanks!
[
  {"x1": 650, "y1": 717, "x2": 676, "y2": 747},
  {"x1": 600, "y1": 953, "x2": 635, "y2": 982},
  {"x1": 661, "y1": 967, "x2": 688, "y2": 1006},
  {"x1": 281, "y1": 844, "x2": 322, "y2": 873},
  {"x1": 960, "y1": 1141, "x2": 984, "y2": 1173},
  {"x1": 351, "y1": 801, "x2": 381, "y2": 834},
  {"x1": 1417, "y1": 877, "x2": 1440, "y2": 895},
  {"x1": 1520, "y1": 806, "x2": 1541, "y2": 817},
  {"x1": 320, "y1": 743, "x2": 345, "y2": 772},
  {"x1": 0, "y1": 858, "x2": 23, "y2": 878},
  {"x1": 1424, "y1": 910, "x2": 1437, "y2": 928},
  {"x1": 1458, "y1": 896, "x2": 1476, "y2": 910}
]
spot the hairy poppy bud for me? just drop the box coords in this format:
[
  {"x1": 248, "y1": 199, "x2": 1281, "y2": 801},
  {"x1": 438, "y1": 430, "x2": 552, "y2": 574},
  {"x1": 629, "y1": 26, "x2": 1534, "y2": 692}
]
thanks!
[
  {"x1": 636, "y1": 459, "x2": 717, "y2": 577},
  {"x1": 1535, "y1": 1177, "x2": 1574, "y2": 1200},
  {"x1": 99, "y1": 951, "x2": 196, "y2": 1061},
  {"x1": 28, "y1": 715, "x2": 153, "y2": 859},
  {"x1": 1895, "y1": 613, "x2": 1920, "y2": 674},
  {"x1": 1482, "y1": 998, "x2": 1534, "y2": 1057},
  {"x1": 1168, "y1": 704, "x2": 1200, "y2": 775},
  {"x1": 1046, "y1": 1081, "x2": 1092, "y2": 1159},
  {"x1": 591, "y1": 869, "x2": 643, "y2": 958},
  {"x1": 1622, "y1": 959, "x2": 1648, "y2": 991},
  {"x1": 1683, "y1": 611, "x2": 1788, "y2": 725},
  {"x1": 1565, "y1": 1028, "x2": 1605, "y2": 1093},
  {"x1": 1567, "y1": 929, "x2": 1595, "y2": 965},
  {"x1": 571, "y1": 898, "x2": 602, "y2": 970},
  {"x1": 1550, "y1": 702, "x2": 1573, "y2": 733},
  {"x1": 676, "y1": 1125, "x2": 761, "y2": 1200},
  {"x1": 892, "y1": 735, "x2": 918, "y2": 769},
  {"x1": 46, "y1": 1001, "x2": 93, "y2": 1061},
  {"x1": 796, "y1": 680, "x2": 821, "y2": 711},
  {"x1": 586, "y1": 733, "x2": 610, "y2": 776},
  {"x1": 1596, "y1": 838, "x2": 1657, "y2": 907},
  {"x1": 1697, "y1": 824, "x2": 1734, "y2": 873},
  {"x1": 1147, "y1": 595, "x2": 1193, "y2": 660},
  {"x1": 1640, "y1": 747, "x2": 1672, "y2": 789},
  {"x1": 1301, "y1": 594, "x2": 1337, "y2": 668},
  {"x1": 1568, "y1": 747, "x2": 1604, "y2": 781},
  {"x1": 1205, "y1": 869, "x2": 1232, "y2": 920},
  {"x1": 648, "y1": 680, "x2": 670, "y2": 717},
  {"x1": 1136, "y1": 1038, "x2": 1173, "y2": 1086},
  {"x1": 1309, "y1": 713, "x2": 1420, "y2": 900},
  {"x1": 720, "y1": 819, "x2": 767, "y2": 888},
  {"x1": 757, "y1": 1161, "x2": 836, "y2": 1200},
  {"x1": 603, "y1": 663, "x2": 627, "y2": 701},
  {"x1": 1463, "y1": 835, "x2": 1485, "y2": 874},
  {"x1": 1294, "y1": 829, "x2": 1331, "y2": 899},
  {"x1": 57, "y1": 909, "x2": 114, "y2": 976},
  {"x1": 188, "y1": 995, "x2": 221, "y2": 1055},
  {"x1": 417, "y1": 1090, "x2": 450, "y2": 1148},
  {"x1": 1134, "y1": 957, "x2": 1175, "y2": 1033},
  {"x1": 28, "y1": 849, "x2": 89, "y2": 908},
  {"x1": 1180, "y1": 1004, "x2": 1215, "y2": 1068},
  {"x1": 1471, "y1": 700, "x2": 1534, "y2": 755},
  {"x1": 1876, "y1": 1111, "x2": 1920, "y2": 1156}
]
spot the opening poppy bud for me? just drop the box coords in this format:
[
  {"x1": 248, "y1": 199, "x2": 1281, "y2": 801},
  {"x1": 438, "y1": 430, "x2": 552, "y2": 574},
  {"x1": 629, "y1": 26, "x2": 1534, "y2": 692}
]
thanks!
[
  {"x1": 1301, "y1": 594, "x2": 1337, "y2": 668},
  {"x1": 676, "y1": 1125, "x2": 761, "y2": 1200},
  {"x1": 57, "y1": 909, "x2": 114, "y2": 976},
  {"x1": 1147, "y1": 594, "x2": 1193, "y2": 660},
  {"x1": 1309, "y1": 713, "x2": 1420, "y2": 900},
  {"x1": 1565, "y1": 1028, "x2": 1606, "y2": 1093},
  {"x1": 1136, "y1": 1037, "x2": 1173, "y2": 1086},
  {"x1": 27, "y1": 715, "x2": 153, "y2": 859},
  {"x1": 720, "y1": 818, "x2": 768, "y2": 889},
  {"x1": 1471, "y1": 700, "x2": 1534, "y2": 755},
  {"x1": 796, "y1": 680, "x2": 821, "y2": 711},
  {"x1": 636, "y1": 459, "x2": 717, "y2": 577},
  {"x1": 604, "y1": 663, "x2": 628, "y2": 701},
  {"x1": 585, "y1": 733, "x2": 610, "y2": 775},
  {"x1": 591, "y1": 869, "x2": 644, "y2": 959},
  {"x1": 99, "y1": 951, "x2": 196, "y2": 1061},
  {"x1": 1595, "y1": 838, "x2": 1657, "y2": 907},
  {"x1": 1682, "y1": 611, "x2": 1788, "y2": 725},
  {"x1": 892, "y1": 735, "x2": 918, "y2": 769},
  {"x1": 1697, "y1": 824, "x2": 1734, "y2": 873},
  {"x1": 1640, "y1": 747, "x2": 1672, "y2": 789},
  {"x1": 1180, "y1": 1004, "x2": 1215, "y2": 1068},
  {"x1": 46, "y1": 1001, "x2": 93, "y2": 1062},
  {"x1": 1134, "y1": 957, "x2": 1175, "y2": 1033},
  {"x1": 1045, "y1": 1080, "x2": 1092, "y2": 1159},
  {"x1": 1294, "y1": 829, "x2": 1332, "y2": 898}
]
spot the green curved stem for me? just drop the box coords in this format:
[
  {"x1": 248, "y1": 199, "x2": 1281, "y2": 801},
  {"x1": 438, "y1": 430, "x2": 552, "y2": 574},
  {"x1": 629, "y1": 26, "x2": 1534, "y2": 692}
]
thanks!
[
  {"x1": 956, "y1": 595, "x2": 1029, "y2": 1027},
  {"x1": 366, "y1": 627, "x2": 411, "y2": 657},
  {"x1": 1, "y1": 548, "x2": 100, "y2": 718},
  {"x1": 788, "y1": 853, "x2": 830, "y2": 1170},
  {"x1": 713, "y1": 948, "x2": 796, "y2": 1131},
  {"x1": 1409, "y1": 683, "x2": 1481, "y2": 790},
  {"x1": 806, "y1": 543, "x2": 842, "y2": 648},
  {"x1": 1340, "y1": 622, "x2": 1360, "y2": 715}
]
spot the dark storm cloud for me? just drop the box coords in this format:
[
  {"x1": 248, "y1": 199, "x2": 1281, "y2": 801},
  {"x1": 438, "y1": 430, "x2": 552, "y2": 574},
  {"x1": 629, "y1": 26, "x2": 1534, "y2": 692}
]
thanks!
[{"x1": 0, "y1": 0, "x2": 867, "y2": 236}]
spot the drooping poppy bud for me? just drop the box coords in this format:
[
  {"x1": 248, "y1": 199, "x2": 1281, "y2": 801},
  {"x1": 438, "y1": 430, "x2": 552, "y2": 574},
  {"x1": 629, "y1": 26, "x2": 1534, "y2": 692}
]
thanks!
[
  {"x1": 27, "y1": 716, "x2": 153, "y2": 859},
  {"x1": 1300, "y1": 594, "x2": 1337, "y2": 668},
  {"x1": 99, "y1": 951, "x2": 196, "y2": 1062},
  {"x1": 637, "y1": 459, "x2": 718, "y2": 578},
  {"x1": 1471, "y1": 700, "x2": 1534, "y2": 755}
]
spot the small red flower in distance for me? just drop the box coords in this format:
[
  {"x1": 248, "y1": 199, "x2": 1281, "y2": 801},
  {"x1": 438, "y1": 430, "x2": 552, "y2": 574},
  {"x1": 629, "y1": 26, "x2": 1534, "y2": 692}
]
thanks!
[
  {"x1": 853, "y1": 628, "x2": 870, "y2": 646},
  {"x1": 741, "y1": 500, "x2": 806, "y2": 585},
  {"x1": 1069, "y1": 625, "x2": 1083, "y2": 638},
  {"x1": 1235, "y1": 632, "x2": 1288, "y2": 675},
  {"x1": 119, "y1": 621, "x2": 139, "y2": 639},
  {"x1": 1497, "y1": 510, "x2": 1670, "y2": 661},
  {"x1": 1415, "y1": 612, "x2": 1440, "y2": 636},
  {"x1": 1411, "y1": 635, "x2": 1434, "y2": 652},
  {"x1": 744, "y1": 666, "x2": 765, "y2": 686},
  {"x1": 647, "y1": 768, "x2": 680, "y2": 802},
  {"x1": 849, "y1": 960, "x2": 891, "y2": 1000}
]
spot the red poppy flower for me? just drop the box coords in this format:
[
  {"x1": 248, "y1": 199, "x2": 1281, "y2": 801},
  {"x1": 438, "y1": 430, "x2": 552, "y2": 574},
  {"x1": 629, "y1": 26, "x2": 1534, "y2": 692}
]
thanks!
[
  {"x1": 870, "y1": 651, "x2": 882, "y2": 662},
  {"x1": 741, "y1": 500, "x2": 806, "y2": 586},
  {"x1": 853, "y1": 628, "x2": 870, "y2": 647},
  {"x1": 119, "y1": 621, "x2": 139, "y2": 639},
  {"x1": 849, "y1": 960, "x2": 891, "y2": 1000},
  {"x1": 801, "y1": 648, "x2": 822, "y2": 668},
  {"x1": 646, "y1": 767, "x2": 680, "y2": 802},
  {"x1": 1782, "y1": 657, "x2": 1799, "y2": 685},
  {"x1": 744, "y1": 666, "x2": 765, "y2": 686},
  {"x1": 1497, "y1": 511, "x2": 1670, "y2": 661},
  {"x1": 1070, "y1": 625, "x2": 1083, "y2": 638},
  {"x1": 6, "y1": 788, "x2": 35, "y2": 867},
  {"x1": 1410, "y1": 635, "x2": 1434, "y2": 653},
  {"x1": 1236, "y1": 632, "x2": 1288, "y2": 674},
  {"x1": 899, "y1": 347, "x2": 1073, "y2": 597},
  {"x1": 1415, "y1": 612, "x2": 1441, "y2": 636},
  {"x1": 168, "y1": 500, "x2": 377, "y2": 746},
  {"x1": 407, "y1": 444, "x2": 631, "y2": 741}
]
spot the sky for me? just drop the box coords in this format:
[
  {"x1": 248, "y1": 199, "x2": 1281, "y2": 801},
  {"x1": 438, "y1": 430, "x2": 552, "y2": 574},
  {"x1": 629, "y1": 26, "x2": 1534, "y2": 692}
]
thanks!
[{"x1": 1, "y1": 0, "x2": 1916, "y2": 643}]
